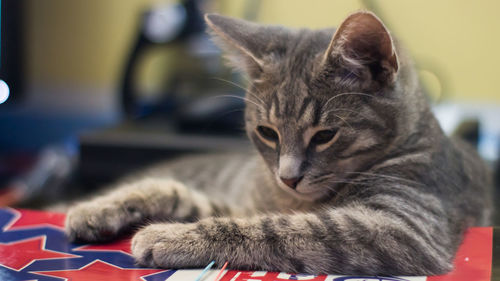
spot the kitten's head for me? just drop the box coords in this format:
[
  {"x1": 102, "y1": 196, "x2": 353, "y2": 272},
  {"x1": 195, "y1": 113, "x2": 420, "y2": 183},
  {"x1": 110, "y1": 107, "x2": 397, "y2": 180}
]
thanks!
[{"x1": 206, "y1": 11, "x2": 412, "y2": 201}]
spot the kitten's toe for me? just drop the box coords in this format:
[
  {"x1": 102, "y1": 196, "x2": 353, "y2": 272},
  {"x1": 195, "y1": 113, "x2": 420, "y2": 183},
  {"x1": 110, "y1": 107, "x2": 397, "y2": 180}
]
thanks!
[
  {"x1": 131, "y1": 225, "x2": 162, "y2": 267},
  {"x1": 131, "y1": 223, "x2": 205, "y2": 269},
  {"x1": 65, "y1": 202, "x2": 124, "y2": 242}
]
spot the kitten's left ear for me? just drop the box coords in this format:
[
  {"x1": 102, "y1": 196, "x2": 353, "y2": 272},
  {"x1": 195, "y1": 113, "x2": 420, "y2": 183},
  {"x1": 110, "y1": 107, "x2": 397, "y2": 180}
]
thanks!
[
  {"x1": 205, "y1": 14, "x2": 282, "y2": 79},
  {"x1": 324, "y1": 11, "x2": 399, "y2": 84}
]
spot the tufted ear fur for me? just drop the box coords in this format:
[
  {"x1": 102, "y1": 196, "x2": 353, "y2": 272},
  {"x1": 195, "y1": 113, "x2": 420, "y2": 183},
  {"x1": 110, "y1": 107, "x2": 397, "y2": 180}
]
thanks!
[
  {"x1": 324, "y1": 11, "x2": 399, "y2": 85},
  {"x1": 205, "y1": 14, "x2": 287, "y2": 80}
]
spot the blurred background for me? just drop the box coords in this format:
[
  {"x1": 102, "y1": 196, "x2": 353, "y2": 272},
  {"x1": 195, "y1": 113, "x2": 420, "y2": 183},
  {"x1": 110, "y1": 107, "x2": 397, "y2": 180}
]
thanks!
[{"x1": 0, "y1": 0, "x2": 498, "y2": 215}]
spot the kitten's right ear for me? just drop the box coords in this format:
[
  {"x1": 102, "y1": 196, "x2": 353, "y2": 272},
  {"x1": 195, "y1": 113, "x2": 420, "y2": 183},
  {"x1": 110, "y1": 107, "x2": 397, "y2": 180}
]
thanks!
[
  {"x1": 205, "y1": 14, "x2": 271, "y2": 79},
  {"x1": 323, "y1": 11, "x2": 399, "y2": 85}
]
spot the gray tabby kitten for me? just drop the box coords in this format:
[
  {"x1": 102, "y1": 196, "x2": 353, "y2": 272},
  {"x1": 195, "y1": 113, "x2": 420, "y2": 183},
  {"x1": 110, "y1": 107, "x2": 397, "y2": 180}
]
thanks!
[{"x1": 65, "y1": 11, "x2": 492, "y2": 275}]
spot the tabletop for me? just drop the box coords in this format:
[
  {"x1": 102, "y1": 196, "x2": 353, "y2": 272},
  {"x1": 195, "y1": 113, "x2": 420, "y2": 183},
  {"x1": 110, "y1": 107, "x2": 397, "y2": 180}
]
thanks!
[{"x1": 0, "y1": 208, "x2": 495, "y2": 281}]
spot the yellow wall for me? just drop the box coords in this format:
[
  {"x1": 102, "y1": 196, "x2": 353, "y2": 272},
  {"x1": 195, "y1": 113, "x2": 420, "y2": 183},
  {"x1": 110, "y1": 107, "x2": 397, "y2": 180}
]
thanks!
[
  {"x1": 247, "y1": 0, "x2": 500, "y2": 102},
  {"x1": 24, "y1": 0, "x2": 500, "y2": 105},
  {"x1": 24, "y1": 0, "x2": 161, "y2": 87}
]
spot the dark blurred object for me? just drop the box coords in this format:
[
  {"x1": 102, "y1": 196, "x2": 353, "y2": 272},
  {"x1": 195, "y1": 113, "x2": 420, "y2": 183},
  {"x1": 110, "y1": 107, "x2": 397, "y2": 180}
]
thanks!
[
  {"x1": 121, "y1": 0, "x2": 204, "y2": 117},
  {"x1": 434, "y1": 104, "x2": 500, "y2": 224},
  {"x1": 79, "y1": 118, "x2": 249, "y2": 188},
  {"x1": 453, "y1": 119, "x2": 480, "y2": 147},
  {"x1": 0, "y1": 0, "x2": 24, "y2": 106},
  {"x1": 120, "y1": 0, "x2": 245, "y2": 134},
  {"x1": 0, "y1": 142, "x2": 77, "y2": 206}
]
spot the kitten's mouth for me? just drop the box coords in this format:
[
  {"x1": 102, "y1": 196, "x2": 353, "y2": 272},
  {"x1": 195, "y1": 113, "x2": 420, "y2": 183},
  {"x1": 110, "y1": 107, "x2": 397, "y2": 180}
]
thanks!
[{"x1": 276, "y1": 178, "x2": 326, "y2": 201}]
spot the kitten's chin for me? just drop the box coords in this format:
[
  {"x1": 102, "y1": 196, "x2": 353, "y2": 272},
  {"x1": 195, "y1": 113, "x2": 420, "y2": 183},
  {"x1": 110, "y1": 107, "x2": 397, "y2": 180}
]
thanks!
[{"x1": 276, "y1": 179, "x2": 326, "y2": 202}]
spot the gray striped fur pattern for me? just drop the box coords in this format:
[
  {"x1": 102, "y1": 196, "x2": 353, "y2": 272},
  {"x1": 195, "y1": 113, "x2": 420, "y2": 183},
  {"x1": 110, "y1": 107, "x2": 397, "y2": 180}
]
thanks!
[{"x1": 65, "y1": 11, "x2": 492, "y2": 275}]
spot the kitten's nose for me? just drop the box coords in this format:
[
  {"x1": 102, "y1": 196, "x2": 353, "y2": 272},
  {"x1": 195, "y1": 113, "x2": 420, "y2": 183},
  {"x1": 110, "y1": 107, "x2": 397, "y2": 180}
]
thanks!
[{"x1": 280, "y1": 176, "x2": 303, "y2": 189}]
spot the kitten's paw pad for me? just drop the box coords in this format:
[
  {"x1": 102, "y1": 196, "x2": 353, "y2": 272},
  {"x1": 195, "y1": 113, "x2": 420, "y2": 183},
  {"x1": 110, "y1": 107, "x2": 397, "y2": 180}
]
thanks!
[
  {"x1": 65, "y1": 202, "x2": 125, "y2": 242},
  {"x1": 131, "y1": 223, "x2": 202, "y2": 268}
]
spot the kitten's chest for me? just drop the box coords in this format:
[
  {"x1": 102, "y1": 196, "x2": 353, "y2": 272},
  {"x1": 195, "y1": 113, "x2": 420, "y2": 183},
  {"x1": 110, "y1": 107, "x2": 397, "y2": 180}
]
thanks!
[{"x1": 251, "y1": 185, "x2": 328, "y2": 213}]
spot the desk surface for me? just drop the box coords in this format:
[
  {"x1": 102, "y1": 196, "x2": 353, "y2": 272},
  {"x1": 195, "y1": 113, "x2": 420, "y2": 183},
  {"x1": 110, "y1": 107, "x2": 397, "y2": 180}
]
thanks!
[{"x1": 0, "y1": 208, "x2": 495, "y2": 281}]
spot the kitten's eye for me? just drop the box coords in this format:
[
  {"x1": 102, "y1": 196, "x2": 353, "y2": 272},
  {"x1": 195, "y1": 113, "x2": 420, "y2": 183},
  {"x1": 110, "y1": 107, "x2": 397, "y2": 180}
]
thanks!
[
  {"x1": 257, "y1": 126, "x2": 279, "y2": 142},
  {"x1": 311, "y1": 129, "x2": 338, "y2": 145}
]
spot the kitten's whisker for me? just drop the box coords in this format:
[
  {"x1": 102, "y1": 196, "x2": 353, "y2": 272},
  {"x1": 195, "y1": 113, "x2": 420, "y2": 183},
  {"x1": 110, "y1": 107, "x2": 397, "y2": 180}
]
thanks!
[
  {"x1": 245, "y1": 91, "x2": 267, "y2": 108},
  {"x1": 211, "y1": 77, "x2": 248, "y2": 92},
  {"x1": 309, "y1": 174, "x2": 362, "y2": 185},
  {"x1": 310, "y1": 172, "x2": 338, "y2": 182},
  {"x1": 324, "y1": 182, "x2": 355, "y2": 190},
  {"x1": 310, "y1": 171, "x2": 423, "y2": 188},
  {"x1": 323, "y1": 186, "x2": 339, "y2": 195},
  {"x1": 324, "y1": 108, "x2": 373, "y2": 121},
  {"x1": 323, "y1": 92, "x2": 376, "y2": 110},
  {"x1": 310, "y1": 172, "x2": 335, "y2": 181},
  {"x1": 211, "y1": 77, "x2": 267, "y2": 107},
  {"x1": 321, "y1": 179, "x2": 364, "y2": 195},
  {"x1": 345, "y1": 171, "x2": 425, "y2": 187},
  {"x1": 312, "y1": 179, "x2": 361, "y2": 186},
  {"x1": 346, "y1": 171, "x2": 414, "y2": 183},
  {"x1": 211, "y1": 94, "x2": 265, "y2": 112},
  {"x1": 332, "y1": 114, "x2": 354, "y2": 130}
]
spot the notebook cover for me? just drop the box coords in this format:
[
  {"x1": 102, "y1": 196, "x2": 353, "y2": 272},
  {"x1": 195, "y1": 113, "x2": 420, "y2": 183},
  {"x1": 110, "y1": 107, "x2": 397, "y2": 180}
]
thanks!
[{"x1": 0, "y1": 208, "x2": 493, "y2": 281}]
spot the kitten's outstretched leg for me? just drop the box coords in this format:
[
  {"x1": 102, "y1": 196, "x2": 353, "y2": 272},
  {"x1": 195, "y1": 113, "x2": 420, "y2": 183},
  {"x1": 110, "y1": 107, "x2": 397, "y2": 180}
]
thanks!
[
  {"x1": 65, "y1": 178, "x2": 230, "y2": 242},
  {"x1": 131, "y1": 201, "x2": 454, "y2": 275}
]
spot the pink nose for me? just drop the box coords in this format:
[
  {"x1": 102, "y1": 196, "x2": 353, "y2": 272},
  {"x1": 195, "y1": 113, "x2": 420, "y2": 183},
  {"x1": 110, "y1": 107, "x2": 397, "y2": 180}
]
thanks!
[{"x1": 280, "y1": 176, "x2": 303, "y2": 189}]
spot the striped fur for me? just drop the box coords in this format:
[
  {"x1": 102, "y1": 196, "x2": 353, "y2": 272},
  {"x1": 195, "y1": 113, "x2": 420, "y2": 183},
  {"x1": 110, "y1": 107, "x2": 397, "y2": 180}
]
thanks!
[{"x1": 65, "y1": 12, "x2": 492, "y2": 275}]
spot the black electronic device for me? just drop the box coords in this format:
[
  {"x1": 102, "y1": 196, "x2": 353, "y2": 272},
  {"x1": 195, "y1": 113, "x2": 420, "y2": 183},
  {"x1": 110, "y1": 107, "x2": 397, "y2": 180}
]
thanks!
[
  {"x1": 0, "y1": 0, "x2": 24, "y2": 106},
  {"x1": 121, "y1": 0, "x2": 207, "y2": 118},
  {"x1": 119, "y1": 0, "x2": 246, "y2": 134}
]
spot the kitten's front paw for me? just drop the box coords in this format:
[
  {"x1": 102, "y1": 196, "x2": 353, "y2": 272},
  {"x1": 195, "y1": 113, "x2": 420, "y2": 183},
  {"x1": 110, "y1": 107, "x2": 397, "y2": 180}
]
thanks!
[
  {"x1": 65, "y1": 201, "x2": 130, "y2": 242},
  {"x1": 131, "y1": 223, "x2": 210, "y2": 268}
]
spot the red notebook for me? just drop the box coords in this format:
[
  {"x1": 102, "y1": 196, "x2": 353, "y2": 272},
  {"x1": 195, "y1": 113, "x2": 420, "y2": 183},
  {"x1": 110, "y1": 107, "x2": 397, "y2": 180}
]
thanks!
[{"x1": 0, "y1": 208, "x2": 494, "y2": 281}]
